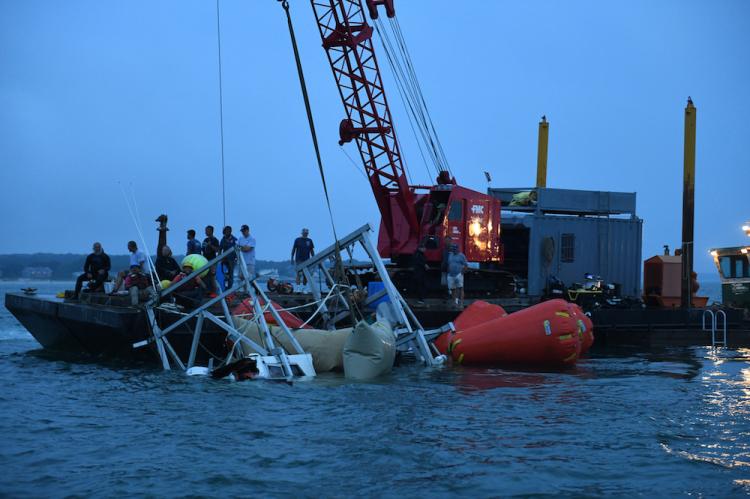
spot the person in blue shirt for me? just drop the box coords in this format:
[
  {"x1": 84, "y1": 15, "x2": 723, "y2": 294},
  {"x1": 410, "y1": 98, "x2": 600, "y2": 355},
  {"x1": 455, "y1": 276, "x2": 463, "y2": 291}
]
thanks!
[
  {"x1": 219, "y1": 226, "x2": 238, "y2": 289},
  {"x1": 291, "y1": 228, "x2": 315, "y2": 290},
  {"x1": 186, "y1": 229, "x2": 202, "y2": 255}
]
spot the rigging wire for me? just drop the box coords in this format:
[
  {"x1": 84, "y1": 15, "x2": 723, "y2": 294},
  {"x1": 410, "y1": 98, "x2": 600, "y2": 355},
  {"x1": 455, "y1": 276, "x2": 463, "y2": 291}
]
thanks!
[
  {"x1": 391, "y1": 17, "x2": 453, "y2": 175},
  {"x1": 373, "y1": 20, "x2": 437, "y2": 183},
  {"x1": 374, "y1": 16, "x2": 453, "y2": 178},
  {"x1": 279, "y1": 0, "x2": 362, "y2": 324},
  {"x1": 216, "y1": 0, "x2": 227, "y2": 227},
  {"x1": 374, "y1": 19, "x2": 434, "y2": 167},
  {"x1": 339, "y1": 146, "x2": 370, "y2": 181},
  {"x1": 118, "y1": 182, "x2": 159, "y2": 295},
  {"x1": 375, "y1": 19, "x2": 443, "y2": 174}
]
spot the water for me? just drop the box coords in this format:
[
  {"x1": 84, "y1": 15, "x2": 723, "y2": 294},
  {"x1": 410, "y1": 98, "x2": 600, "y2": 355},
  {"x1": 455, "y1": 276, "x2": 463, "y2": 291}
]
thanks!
[{"x1": 2, "y1": 282, "x2": 749, "y2": 497}]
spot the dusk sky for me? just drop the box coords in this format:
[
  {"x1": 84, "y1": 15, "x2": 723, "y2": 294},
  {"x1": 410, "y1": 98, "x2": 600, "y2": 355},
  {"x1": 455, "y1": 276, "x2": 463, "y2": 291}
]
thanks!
[{"x1": 1, "y1": 0, "x2": 748, "y2": 274}]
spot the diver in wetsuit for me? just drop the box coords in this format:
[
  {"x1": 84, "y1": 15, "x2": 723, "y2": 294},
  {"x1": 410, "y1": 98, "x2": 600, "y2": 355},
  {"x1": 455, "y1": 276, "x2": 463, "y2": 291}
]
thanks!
[
  {"x1": 73, "y1": 242, "x2": 111, "y2": 299},
  {"x1": 154, "y1": 215, "x2": 180, "y2": 281}
]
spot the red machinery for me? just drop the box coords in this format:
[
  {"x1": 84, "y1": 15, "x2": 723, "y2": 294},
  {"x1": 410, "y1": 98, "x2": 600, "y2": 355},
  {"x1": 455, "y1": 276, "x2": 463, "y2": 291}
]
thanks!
[{"x1": 310, "y1": 0, "x2": 504, "y2": 268}]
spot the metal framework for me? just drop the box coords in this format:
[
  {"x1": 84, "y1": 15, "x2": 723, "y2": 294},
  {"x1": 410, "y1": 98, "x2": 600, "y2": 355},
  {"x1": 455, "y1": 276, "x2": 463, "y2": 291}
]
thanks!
[
  {"x1": 310, "y1": 0, "x2": 418, "y2": 248},
  {"x1": 134, "y1": 247, "x2": 315, "y2": 379},
  {"x1": 295, "y1": 224, "x2": 449, "y2": 366}
]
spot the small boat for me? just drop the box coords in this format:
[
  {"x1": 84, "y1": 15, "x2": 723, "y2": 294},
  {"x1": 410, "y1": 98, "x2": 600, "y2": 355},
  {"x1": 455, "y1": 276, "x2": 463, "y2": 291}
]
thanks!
[
  {"x1": 21, "y1": 287, "x2": 37, "y2": 296},
  {"x1": 434, "y1": 299, "x2": 593, "y2": 367}
]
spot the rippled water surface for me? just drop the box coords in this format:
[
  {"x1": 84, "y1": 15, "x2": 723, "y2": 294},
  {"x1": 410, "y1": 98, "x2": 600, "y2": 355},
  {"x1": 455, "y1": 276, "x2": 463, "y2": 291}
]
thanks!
[{"x1": 2, "y1": 282, "x2": 749, "y2": 497}]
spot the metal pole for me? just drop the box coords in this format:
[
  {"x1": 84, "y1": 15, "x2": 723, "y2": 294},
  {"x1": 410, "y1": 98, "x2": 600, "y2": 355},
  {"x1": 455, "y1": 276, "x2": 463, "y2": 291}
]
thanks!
[
  {"x1": 187, "y1": 313, "x2": 205, "y2": 368},
  {"x1": 681, "y1": 98, "x2": 696, "y2": 309},
  {"x1": 536, "y1": 116, "x2": 549, "y2": 188}
]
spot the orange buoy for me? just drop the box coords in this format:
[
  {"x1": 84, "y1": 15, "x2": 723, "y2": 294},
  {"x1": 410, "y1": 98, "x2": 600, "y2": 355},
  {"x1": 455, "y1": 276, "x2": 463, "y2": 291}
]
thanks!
[{"x1": 436, "y1": 299, "x2": 586, "y2": 367}]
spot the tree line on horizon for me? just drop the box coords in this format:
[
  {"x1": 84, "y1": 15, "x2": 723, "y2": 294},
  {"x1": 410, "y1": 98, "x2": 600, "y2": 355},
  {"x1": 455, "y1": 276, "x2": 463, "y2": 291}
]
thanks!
[{"x1": 0, "y1": 253, "x2": 298, "y2": 281}]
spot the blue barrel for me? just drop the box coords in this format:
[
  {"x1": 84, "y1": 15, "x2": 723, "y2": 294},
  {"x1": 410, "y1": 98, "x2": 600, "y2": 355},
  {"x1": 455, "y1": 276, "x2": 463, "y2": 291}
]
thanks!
[{"x1": 366, "y1": 281, "x2": 390, "y2": 310}]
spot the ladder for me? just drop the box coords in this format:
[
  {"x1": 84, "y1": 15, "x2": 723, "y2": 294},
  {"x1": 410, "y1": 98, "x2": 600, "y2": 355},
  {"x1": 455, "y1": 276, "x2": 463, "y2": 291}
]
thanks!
[{"x1": 702, "y1": 309, "x2": 727, "y2": 348}]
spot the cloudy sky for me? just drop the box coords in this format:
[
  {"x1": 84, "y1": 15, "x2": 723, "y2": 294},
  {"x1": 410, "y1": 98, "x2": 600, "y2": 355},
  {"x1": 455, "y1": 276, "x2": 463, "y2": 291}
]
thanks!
[{"x1": 1, "y1": 0, "x2": 748, "y2": 273}]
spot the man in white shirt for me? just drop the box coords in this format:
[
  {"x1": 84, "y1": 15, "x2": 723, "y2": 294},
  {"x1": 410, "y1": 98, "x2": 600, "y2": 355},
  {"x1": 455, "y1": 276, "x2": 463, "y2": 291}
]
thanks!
[
  {"x1": 111, "y1": 240, "x2": 149, "y2": 293},
  {"x1": 237, "y1": 225, "x2": 256, "y2": 279}
]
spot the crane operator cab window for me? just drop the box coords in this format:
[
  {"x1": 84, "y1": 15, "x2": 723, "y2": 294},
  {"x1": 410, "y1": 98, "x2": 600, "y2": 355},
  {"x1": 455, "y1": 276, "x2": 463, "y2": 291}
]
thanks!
[{"x1": 448, "y1": 200, "x2": 463, "y2": 221}]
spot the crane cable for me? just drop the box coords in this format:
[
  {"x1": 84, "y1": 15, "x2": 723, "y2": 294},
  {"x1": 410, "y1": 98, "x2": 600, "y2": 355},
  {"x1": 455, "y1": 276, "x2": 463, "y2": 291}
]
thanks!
[
  {"x1": 374, "y1": 16, "x2": 452, "y2": 177},
  {"x1": 373, "y1": 20, "x2": 438, "y2": 182},
  {"x1": 391, "y1": 17, "x2": 452, "y2": 176},
  {"x1": 215, "y1": 0, "x2": 227, "y2": 227},
  {"x1": 374, "y1": 19, "x2": 441, "y2": 177},
  {"x1": 278, "y1": 0, "x2": 361, "y2": 325}
]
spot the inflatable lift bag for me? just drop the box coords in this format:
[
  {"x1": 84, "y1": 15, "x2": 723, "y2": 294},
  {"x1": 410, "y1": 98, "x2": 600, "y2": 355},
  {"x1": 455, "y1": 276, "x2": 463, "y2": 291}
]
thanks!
[
  {"x1": 343, "y1": 320, "x2": 396, "y2": 380},
  {"x1": 233, "y1": 317, "x2": 352, "y2": 372}
]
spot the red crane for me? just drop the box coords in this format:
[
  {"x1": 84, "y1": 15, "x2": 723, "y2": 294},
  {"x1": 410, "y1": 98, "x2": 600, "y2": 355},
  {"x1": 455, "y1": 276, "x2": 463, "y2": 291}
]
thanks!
[{"x1": 310, "y1": 0, "x2": 504, "y2": 272}]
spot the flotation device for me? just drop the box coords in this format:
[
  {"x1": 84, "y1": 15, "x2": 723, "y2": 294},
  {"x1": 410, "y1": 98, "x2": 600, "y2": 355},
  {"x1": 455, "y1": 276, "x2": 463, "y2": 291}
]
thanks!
[
  {"x1": 181, "y1": 254, "x2": 209, "y2": 277},
  {"x1": 231, "y1": 297, "x2": 311, "y2": 330},
  {"x1": 566, "y1": 302, "x2": 594, "y2": 355},
  {"x1": 232, "y1": 317, "x2": 351, "y2": 372},
  {"x1": 453, "y1": 300, "x2": 507, "y2": 331},
  {"x1": 343, "y1": 320, "x2": 396, "y2": 379},
  {"x1": 435, "y1": 299, "x2": 584, "y2": 367}
]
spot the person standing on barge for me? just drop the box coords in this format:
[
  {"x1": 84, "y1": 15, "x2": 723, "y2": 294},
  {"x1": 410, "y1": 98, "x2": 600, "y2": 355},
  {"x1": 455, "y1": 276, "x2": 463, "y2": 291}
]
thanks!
[
  {"x1": 219, "y1": 226, "x2": 238, "y2": 289},
  {"x1": 291, "y1": 228, "x2": 315, "y2": 291},
  {"x1": 73, "y1": 242, "x2": 111, "y2": 299},
  {"x1": 202, "y1": 225, "x2": 220, "y2": 261},
  {"x1": 446, "y1": 244, "x2": 468, "y2": 309},
  {"x1": 411, "y1": 244, "x2": 429, "y2": 305},
  {"x1": 237, "y1": 224, "x2": 256, "y2": 280},
  {"x1": 186, "y1": 229, "x2": 202, "y2": 255}
]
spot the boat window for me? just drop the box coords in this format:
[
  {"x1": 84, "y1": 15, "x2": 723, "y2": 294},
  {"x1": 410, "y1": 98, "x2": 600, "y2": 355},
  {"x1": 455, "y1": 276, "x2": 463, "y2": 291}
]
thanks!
[
  {"x1": 720, "y1": 255, "x2": 750, "y2": 278},
  {"x1": 737, "y1": 257, "x2": 749, "y2": 278},
  {"x1": 561, "y1": 233, "x2": 575, "y2": 263},
  {"x1": 720, "y1": 257, "x2": 732, "y2": 277},
  {"x1": 448, "y1": 200, "x2": 463, "y2": 221}
]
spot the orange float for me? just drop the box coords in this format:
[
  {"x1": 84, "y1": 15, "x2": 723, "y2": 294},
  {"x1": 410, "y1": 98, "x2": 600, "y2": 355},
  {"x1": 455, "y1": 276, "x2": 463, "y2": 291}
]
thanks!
[
  {"x1": 435, "y1": 299, "x2": 593, "y2": 367},
  {"x1": 566, "y1": 302, "x2": 594, "y2": 355}
]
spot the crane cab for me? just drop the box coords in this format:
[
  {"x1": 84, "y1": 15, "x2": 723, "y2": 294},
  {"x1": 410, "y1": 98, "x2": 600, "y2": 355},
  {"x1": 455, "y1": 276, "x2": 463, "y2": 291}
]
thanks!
[{"x1": 416, "y1": 182, "x2": 503, "y2": 266}]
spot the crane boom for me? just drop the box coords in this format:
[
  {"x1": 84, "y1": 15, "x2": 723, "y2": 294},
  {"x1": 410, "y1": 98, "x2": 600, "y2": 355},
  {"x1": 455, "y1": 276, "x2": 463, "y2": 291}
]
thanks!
[
  {"x1": 309, "y1": 0, "x2": 504, "y2": 272},
  {"x1": 310, "y1": 0, "x2": 418, "y2": 255}
]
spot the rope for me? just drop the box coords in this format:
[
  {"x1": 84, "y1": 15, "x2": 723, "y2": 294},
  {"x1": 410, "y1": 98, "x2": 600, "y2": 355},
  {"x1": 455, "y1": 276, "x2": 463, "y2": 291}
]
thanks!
[
  {"x1": 279, "y1": 0, "x2": 361, "y2": 325},
  {"x1": 216, "y1": 0, "x2": 227, "y2": 227}
]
